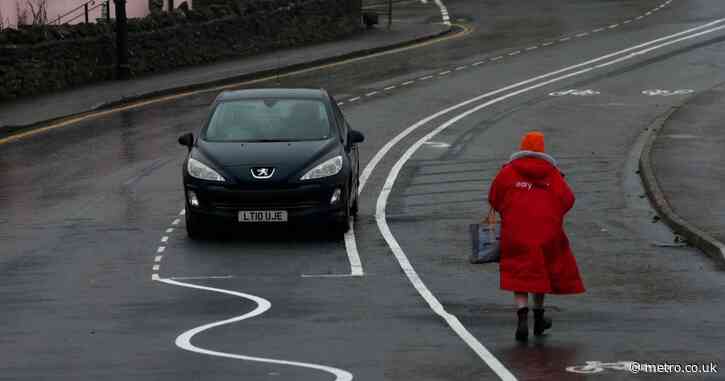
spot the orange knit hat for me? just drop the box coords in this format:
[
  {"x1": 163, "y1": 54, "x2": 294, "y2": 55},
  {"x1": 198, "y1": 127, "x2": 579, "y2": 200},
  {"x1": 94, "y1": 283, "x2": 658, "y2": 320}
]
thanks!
[{"x1": 520, "y1": 131, "x2": 545, "y2": 152}]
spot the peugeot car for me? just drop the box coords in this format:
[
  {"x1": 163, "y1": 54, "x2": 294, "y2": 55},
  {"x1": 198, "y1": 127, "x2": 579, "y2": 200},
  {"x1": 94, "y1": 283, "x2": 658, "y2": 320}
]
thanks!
[{"x1": 178, "y1": 88, "x2": 364, "y2": 239}]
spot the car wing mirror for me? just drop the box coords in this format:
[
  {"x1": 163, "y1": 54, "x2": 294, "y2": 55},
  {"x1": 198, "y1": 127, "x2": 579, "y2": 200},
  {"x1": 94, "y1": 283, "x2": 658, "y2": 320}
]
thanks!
[
  {"x1": 178, "y1": 133, "x2": 194, "y2": 152},
  {"x1": 349, "y1": 130, "x2": 365, "y2": 144}
]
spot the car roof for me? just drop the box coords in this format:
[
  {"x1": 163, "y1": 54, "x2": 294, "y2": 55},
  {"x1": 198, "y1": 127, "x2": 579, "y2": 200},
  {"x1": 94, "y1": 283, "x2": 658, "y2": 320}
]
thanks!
[{"x1": 215, "y1": 88, "x2": 328, "y2": 102}]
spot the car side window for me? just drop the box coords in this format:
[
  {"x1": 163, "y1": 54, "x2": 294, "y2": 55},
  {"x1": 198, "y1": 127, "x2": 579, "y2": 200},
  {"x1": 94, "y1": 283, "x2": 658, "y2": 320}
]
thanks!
[{"x1": 331, "y1": 100, "x2": 348, "y2": 144}]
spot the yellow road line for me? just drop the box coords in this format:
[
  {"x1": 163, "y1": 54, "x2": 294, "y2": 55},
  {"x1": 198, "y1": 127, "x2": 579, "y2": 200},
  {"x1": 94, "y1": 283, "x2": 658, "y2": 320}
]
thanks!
[{"x1": 0, "y1": 23, "x2": 472, "y2": 146}]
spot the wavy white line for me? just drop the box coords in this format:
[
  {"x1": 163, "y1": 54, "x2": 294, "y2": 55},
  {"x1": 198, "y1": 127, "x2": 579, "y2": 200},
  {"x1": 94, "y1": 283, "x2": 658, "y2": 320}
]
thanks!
[{"x1": 156, "y1": 277, "x2": 353, "y2": 381}]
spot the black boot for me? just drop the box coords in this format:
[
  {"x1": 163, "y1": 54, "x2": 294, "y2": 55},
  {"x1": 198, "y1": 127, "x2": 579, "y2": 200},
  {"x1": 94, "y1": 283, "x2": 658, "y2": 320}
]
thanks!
[
  {"x1": 515, "y1": 307, "x2": 529, "y2": 342},
  {"x1": 533, "y1": 308, "x2": 552, "y2": 336}
]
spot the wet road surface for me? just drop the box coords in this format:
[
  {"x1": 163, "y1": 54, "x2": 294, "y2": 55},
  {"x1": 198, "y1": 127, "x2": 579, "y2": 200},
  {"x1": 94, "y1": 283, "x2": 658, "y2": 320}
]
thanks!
[{"x1": 1, "y1": 0, "x2": 724, "y2": 380}]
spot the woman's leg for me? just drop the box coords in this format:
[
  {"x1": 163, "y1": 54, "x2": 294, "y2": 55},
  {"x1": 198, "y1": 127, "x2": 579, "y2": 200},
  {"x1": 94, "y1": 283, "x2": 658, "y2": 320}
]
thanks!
[
  {"x1": 514, "y1": 292, "x2": 528, "y2": 308},
  {"x1": 532, "y1": 293, "x2": 552, "y2": 336},
  {"x1": 533, "y1": 293, "x2": 545, "y2": 308},
  {"x1": 514, "y1": 292, "x2": 529, "y2": 341}
]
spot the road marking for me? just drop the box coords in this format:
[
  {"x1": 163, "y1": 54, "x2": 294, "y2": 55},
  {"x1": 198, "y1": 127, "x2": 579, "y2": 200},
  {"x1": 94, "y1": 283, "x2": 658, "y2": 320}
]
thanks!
[
  {"x1": 624, "y1": 19, "x2": 632, "y2": 24},
  {"x1": 155, "y1": 277, "x2": 353, "y2": 380},
  {"x1": 343, "y1": 216, "x2": 364, "y2": 276},
  {"x1": 560, "y1": 37, "x2": 571, "y2": 42},
  {"x1": 592, "y1": 28, "x2": 605, "y2": 33},
  {"x1": 384, "y1": 85, "x2": 397, "y2": 91},
  {"x1": 566, "y1": 361, "x2": 634, "y2": 374},
  {"x1": 439, "y1": 70, "x2": 451, "y2": 75},
  {"x1": 526, "y1": 46, "x2": 538, "y2": 51},
  {"x1": 172, "y1": 218, "x2": 180, "y2": 225},
  {"x1": 508, "y1": 50, "x2": 521, "y2": 56},
  {"x1": 402, "y1": 80, "x2": 415, "y2": 86},
  {"x1": 642, "y1": 89, "x2": 694, "y2": 96},
  {"x1": 301, "y1": 273, "x2": 360, "y2": 278},
  {"x1": 349, "y1": 97, "x2": 361, "y2": 102},
  {"x1": 161, "y1": 236, "x2": 169, "y2": 243},
  {"x1": 165, "y1": 228, "x2": 174, "y2": 233},
  {"x1": 455, "y1": 66, "x2": 467, "y2": 71},
  {"x1": 157, "y1": 246, "x2": 166, "y2": 253},
  {"x1": 549, "y1": 89, "x2": 601, "y2": 96},
  {"x1": 472, "y1": 61, "x2": 485, "y2": 66},
  {"x1": 155, "y1": 255, "x2": 163, "y2": 262},
  {"x1": 337, "y1": 101, "x2": 344, "y2": 106},
  {"x1": 576, "y1": 33, "x2": 589, "y2": 38},
  {"x1": 490, "y1": 56, "x2": 503, "y2": 61},
  {"x1": 645, "y1": 11, "x2": 652, "y2": 15},
  {"x1": 420, "y1": 75, "x2": 434, "y2": 80},
  {"x1": 433, "y1": 0, "x2": 451, "y2": 25},
  {"x1": 358, "y1": 19, "x2": 725, "y2": 380},
  {"x1": 637, "y1": 15, "x2": 644, "y2": 20},
  {"x1": 542, "y1": 41, "x2": 554, "y2": 46},
  {"x1": 179, "y1": 209, "x2": 186, "y2": 216},
  {"x1": 365, "y1": 91, "x2": 379, "y2": 97},
  {"x1": 153, "y1": 264, "x2": 160, "y2": 271},
  {"x1": 609, "y1": 24, "x2": 619, "y2": 29},
  {"x1": 168, "y1": 275, "x2": 235, "y2": 280}
]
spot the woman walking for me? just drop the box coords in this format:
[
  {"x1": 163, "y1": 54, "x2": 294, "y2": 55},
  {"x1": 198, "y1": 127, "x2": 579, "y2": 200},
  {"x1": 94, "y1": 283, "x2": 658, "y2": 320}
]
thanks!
[{"x1": 488, "y1": 131, "x2": 585, "y2": 342}]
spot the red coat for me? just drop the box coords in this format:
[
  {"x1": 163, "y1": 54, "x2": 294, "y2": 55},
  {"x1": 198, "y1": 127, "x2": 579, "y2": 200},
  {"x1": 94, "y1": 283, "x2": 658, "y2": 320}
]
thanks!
[{"x1": 488, "y1": 151, "x2": 585, "y2": 294}]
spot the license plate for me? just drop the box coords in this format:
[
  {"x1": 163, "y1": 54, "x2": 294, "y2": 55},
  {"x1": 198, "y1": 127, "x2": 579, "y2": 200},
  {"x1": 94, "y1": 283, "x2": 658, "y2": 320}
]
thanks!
[{"x1": 238, "y1": 210, "x2": 288, "y2": 222}]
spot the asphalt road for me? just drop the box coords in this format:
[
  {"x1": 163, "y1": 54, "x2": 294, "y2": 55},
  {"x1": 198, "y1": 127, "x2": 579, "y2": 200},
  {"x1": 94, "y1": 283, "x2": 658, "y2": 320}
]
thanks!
[{"x1": 2, "y1": 0, "x2": 725, "y2": 380}]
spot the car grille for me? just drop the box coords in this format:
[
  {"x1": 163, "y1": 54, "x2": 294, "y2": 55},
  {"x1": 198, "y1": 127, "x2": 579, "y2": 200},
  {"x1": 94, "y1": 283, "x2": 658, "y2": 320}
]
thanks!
[{"x1": 202, "y1": 187, "x2": 327, "y2": 210}]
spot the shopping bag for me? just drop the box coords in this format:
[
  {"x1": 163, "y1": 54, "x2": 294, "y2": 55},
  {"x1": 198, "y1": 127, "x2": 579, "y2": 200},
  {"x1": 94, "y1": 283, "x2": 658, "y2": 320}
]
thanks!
[{"x1": 469, "y1": 210, "x2": 500, "y2": 264}]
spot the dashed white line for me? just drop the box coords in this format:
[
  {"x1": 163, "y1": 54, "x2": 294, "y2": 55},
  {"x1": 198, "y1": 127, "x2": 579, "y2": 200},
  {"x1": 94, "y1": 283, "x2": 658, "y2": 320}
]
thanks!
[
  {"x1": 179, "y1": 209, "x2": 186, "y2": 216},
  {"x1": 155, "y1": 255, "x2": 163, "y2": 262},
  {"x1": 560, "y1": 37, "x2": 571, "y2": 42},
  {"x1": 402, "y1": 80, "x2": 415, "y2": 86},
  {"x1": 433, "y1": 0, "x2": 451, "y2": 26},
  {"x1": 645, "y1": 11, "x2": 652, "y2": 15},
  {"x1": 439, "y1": 70, "x2": 451, "y2": 75},
  {"x1": 624, "y1": 20, "x2": 632, "y2": 24},
  {"x1": 172, "y1": 218, "x2": 180, "y2": 225},
  {"x1": 337, "y1": 101, "x2": 344, "y2": 106},
  {"x1": 455, "y1": 66, "x2": 467, "y2": 71},
  {"x1": 637, "y1": 15, "x2": 644, "y2": 20},
  {"x1": 609, "y1": 24, "x2": 619, "y2": 29},
  {"x1": 525, "y1": 46, "x2": 538, "y2": 51},
  {"x1": 508, "y1": 50, "x2": 521, "y2": 56},
  {"x1": 168, "y1": 276, "x2": 235, "y2": 280},
  {"x1": 161, "y1": 236, "x2": 169, "y2": 243},
  {"x1": 592, "y1": 28, "x2": 605, "y2": 33},
  {"x1": 472, "y1": 61, "x2": 485, "y2": 66},
  {"x1": 490, "y1": 56, "x2": 503, "y2": 61},
  {"x1": 157, "y1": 246, "x2": 166, "y2": 253},
  {"x1": 165, "y1": 228, "x2": 174, "y2": 233},
  {"x1": 153, "y1": 264, "x2": 160, "y2": 271},
  {"x1": 349, "y1": 97, "x2": 361, "y2": 102},
  {"x1": 365, "y1": 91, "x2": 379, "y2": 97},
  {"x1": 542, "y1": 41, "x2": 554, "y2": 46},
  {"x1": 576, "y1": 33, "x2": 589, "y2": 38},
  {"x1": 384, "y1": 85, "x2": 397, "y2": 91},
  {"x1": 420, "y1": 75, "x2": 434, "y2": 80}
]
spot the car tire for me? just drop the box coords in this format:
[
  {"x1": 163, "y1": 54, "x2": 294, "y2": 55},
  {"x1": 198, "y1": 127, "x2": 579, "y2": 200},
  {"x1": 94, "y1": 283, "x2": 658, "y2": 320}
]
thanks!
[
  {"x1": 351, "y1": 188, "x2": 359, "y2": 216},
  {"x1": 185, "y1": 209, "x2": 206, "y2": 240},
  {"x1": 331, "y1": 189, "x2": 352, "y2": 236}
]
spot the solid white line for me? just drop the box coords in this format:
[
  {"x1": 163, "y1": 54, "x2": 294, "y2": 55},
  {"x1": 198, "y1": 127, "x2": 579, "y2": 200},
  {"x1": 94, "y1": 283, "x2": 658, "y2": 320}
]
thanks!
[
  {"x1": 356, "y1": 17, "x2": 725, "y2": 195},
  {"x1": 362, "y1": 19, "x2": 725, "y2": 381},
  {"x1": 344, "y1": 217, "x2": 364, "y2": 276},
  {"x1": 157, "y1": 246, "x2": 166, "y2": 253},
  {"x1": 366, "y1": 91, "x2": 379, "y2": 97},
  {"x1": 301, "y1": 273, "x2": 360, "y2": 278},
  {"x1": 155, "y1": 255, "x2": 163, "y2": 262},
  {"x1": 156, "y1": 278, "x2": 353, "y2": 380},
  {"x1": 384, "y1": 85, "x2": 397, "y2": 91}
]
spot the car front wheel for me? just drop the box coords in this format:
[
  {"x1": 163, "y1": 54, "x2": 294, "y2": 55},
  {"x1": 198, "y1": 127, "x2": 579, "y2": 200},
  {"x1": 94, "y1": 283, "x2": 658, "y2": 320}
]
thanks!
[{"x1": 185, "y1": 209, "x2": 207, "y2": 240}]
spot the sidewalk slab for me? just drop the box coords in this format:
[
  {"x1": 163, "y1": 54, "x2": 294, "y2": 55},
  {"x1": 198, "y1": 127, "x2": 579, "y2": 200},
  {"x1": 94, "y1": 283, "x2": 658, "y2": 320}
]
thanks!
[
  {"x1": 0, "y1": 16, "x2": 448, "y2": 133},
  {"x1": 642, "y1": 84, "x2": 725, "y2": 263}
]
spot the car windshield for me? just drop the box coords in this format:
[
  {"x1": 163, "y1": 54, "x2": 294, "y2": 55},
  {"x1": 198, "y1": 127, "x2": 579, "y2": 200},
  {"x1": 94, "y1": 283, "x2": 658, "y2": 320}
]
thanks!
[{"x1": 203, "y1": 98, "x2": 332, "y2": 142}]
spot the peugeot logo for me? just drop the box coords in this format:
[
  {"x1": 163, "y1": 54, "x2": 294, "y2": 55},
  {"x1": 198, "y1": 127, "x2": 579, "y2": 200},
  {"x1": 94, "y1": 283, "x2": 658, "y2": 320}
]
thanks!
[{"x1": 251, "y1": 167, "x2": 275, "y2": 179}]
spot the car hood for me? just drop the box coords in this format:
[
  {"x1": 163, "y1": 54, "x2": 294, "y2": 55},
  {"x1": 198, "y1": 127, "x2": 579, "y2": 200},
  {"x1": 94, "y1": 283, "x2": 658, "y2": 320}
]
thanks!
[{"x1": 195, "y1": 139, "x2": 340, "y2": 183}]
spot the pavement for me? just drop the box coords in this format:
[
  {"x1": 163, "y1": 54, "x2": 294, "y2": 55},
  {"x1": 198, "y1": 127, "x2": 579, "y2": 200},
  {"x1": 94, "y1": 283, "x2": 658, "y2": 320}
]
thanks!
[
  {"x1": 643, "y1": 83, "x2": 725, "y2": 262},
  {"x1": 0, "y1": 8, "x2": 449, "y2": 133},
  {"x1": 2, "y1": 0, "x2": 725, "y2": 379}
]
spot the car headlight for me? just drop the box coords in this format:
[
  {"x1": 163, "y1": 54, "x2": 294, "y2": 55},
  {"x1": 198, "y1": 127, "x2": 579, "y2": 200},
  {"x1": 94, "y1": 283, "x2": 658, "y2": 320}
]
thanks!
[
  {"x1": 187, "y1": 158, "x2": 225, "y2": 182},
  {"x1": 301, "y1": 155, "x2": 343, "y2": 180}
]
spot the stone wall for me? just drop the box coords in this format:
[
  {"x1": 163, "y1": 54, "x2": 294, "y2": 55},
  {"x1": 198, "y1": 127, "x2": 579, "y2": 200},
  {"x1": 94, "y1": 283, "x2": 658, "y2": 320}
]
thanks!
[{"x1": 0, "y1": 0, "x2": 361, "y2": 100}]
